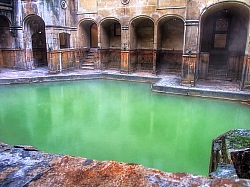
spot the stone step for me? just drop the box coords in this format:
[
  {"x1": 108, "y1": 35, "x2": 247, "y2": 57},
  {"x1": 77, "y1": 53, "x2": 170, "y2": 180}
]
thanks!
[
  {"x1": 86, "y1": 54, "x2": 94, "y2": 58},
  {"x1": 85, "y1": 58, "x2": 94, "y2": 61},
  {"x1": 207, "y1": 75, "x2": 232, "y2": 81},
  {"x1": 82, "y1": 63, "x2": 95, "y2": 66},
  {"x1": 81, "y1": 66, "x2": 95, "y2": 70},
  {"x1": 82, "y1": 50, "x2": 96, "y2": 70}
]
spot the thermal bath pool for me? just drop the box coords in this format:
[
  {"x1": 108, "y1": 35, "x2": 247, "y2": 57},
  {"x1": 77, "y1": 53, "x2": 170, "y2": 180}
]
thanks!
[{"x1": 0, "y1": 79, "x2": 249, "y2": 176}]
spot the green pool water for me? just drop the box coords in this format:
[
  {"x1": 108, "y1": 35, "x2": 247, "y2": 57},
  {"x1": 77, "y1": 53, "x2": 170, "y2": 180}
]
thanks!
[{"x1": 0, "y1": 80, "x2": 249, "y2": 176}]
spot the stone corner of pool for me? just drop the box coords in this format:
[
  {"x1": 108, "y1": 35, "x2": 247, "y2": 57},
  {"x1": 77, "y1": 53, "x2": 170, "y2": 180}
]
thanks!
[
  {"x1": 209, "y1": 129, "x2": 250, "y2": 180},
  {"x1": 151, "y1": 83, "x2": 250, "y2": 101},
  {"x1": 1, "y1": 130, "x2": 250, "y2": 187}
]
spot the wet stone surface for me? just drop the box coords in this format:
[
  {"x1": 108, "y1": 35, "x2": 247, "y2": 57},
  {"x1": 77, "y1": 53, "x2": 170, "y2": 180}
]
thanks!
[
  {"x1": 0, "y1": 143, "x2": 55, "y2": 186},
  {"x1": 231, "y1": 148, "x2": 250, "y2": 179},
  {"x1": 1, "y1": 142, "x2": 250, "y2": 186},
  {"x1": 0, "y1": 68, "x2": 250, "y2": 101},
  {"x1": 209, "y1": 129, "x2": 250, "y2": 180}
]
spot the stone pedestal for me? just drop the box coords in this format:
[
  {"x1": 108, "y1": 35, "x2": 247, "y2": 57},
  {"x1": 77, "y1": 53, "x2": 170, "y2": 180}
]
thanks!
[
  {"x1": 47, "y1": 50, "x2": 62, "y2": 73},
  {"x1": 199, "y1": 52, "x2": 209, "y2": 79},
  {"x1": 181, "y1": 54, "x2": 197, "y2": 86},
  {"x1": 47, "y1": 49, "x2": 78, "y2": 73},
  {"x1": 74, "y1": 49, "x2": 81, "y2": 69},
  {"x1": 121, "y1": 50, "x2": 130, "y2": 73},
  {"x1": 240, "y1": 56, "x2": 250, "y2": 90}
]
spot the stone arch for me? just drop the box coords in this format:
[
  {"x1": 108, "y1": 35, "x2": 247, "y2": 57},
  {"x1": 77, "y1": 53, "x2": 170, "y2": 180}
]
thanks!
[
  {"x1": 130, "y1": 15, "x2": 154, "y2": 50},
  {"x1": 0, "y1": 15, "x2": 13, "y2": 49},
  {"x1": 156, "y1": 15, "x2": 184, "y2": 74},
  {"x1": 78, "y1": 19, "x2": 98, "y2": 48},
  {"x1": 100, "y1": 17, "x2": 121, "y2": 49},
  {"x1": 0, "y1": 15, "x2": 15, "y2": 68},
  {"x1": 129, "y1": 16, "x2": 154, "y2": 72},
  {"x1": 99, "y1": 17, "x2": 121, "y2": 70},
  {"x1": 199, "y1": 2, "x2": 249, "y2": 81},
  {"x1": 23, "y1": 14, "x2": 47, "y2": 68}
]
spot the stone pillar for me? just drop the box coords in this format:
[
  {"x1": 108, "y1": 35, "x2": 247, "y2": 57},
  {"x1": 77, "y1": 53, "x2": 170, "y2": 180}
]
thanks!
[
  {"x1": 120, "y1": 25, "x2": 130, "y2": 73},
  {"x1": 181, "y1": 20, "x2": 199, "y2": 86},
  {"x1": 47, "y1": 50, "x2": 62, "y2": 73},
  {"x1": 240, "y1": 55, "x2": 250, "y2": 90},
  {"x1": 74, "y1": 49, "x2": 80, "y2": 69},
  {"x1": 121, "y1": 50, "x2": 130, "y2": 73},
  {"x1": 152, "y1": 49, "x2": 157, "y2": 74},
  {"x1": 182, "y1": 54, "x2": 197, "y2": 86}
]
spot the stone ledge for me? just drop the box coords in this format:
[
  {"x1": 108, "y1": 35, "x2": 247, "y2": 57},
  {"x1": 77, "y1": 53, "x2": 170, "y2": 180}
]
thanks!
[
  {"x1": 1, "y1": 142, "x2": 250, "y2": 186},
  {"x1": 209, "y1": 129, "x2": 250, "y2": 179}
]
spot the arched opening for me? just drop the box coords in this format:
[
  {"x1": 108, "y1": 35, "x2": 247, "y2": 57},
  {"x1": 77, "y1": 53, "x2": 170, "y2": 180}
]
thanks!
[
  {"x1": 78, "y1": 20, "x2": 98, "y2": 70},
  {"x1": 157, "y1": 16, "x2": 184, "y2": 75},
  {"x1": 0, "y1": 16, "x2": 14, "y2": 68},
  {"x1": 0, "y1": 16, "x2": 12, "y2": 49},
  {"x1": 24, "y1": 15, "x2": 47, "y2": 67},
  {"x1": 79, "y1": 20, "x2": 98, "y2": 48},
  {"x1": 200, "y1": 3, "x2": 249, "y2": 81},
  {"x1": 130, "y1": 17, "x2": 154, "y2": 72},
  {"x1": 100, "y1": 18, "x2": 121, "y2": 70}
]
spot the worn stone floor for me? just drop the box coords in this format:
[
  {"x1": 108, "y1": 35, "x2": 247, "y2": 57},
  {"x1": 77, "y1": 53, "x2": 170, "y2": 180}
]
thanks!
[{"x1": 0, "y1": 67, "x2": 249, "y2": 101}]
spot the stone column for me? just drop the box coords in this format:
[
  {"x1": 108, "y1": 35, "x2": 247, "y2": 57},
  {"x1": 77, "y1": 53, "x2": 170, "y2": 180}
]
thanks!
[
  {"x1": 240, "y1": 55, "x2": 250, "y2": 90},
  {"x1": 241, "y1": 12, "x2": 250, "y2": 90},
  {"x1": 152, "y1": 49, "x2": 156, "y2": 74},
  {"x1": 12, "y1": 0, "x2": 26, "y2": 69},
  {"x1": 121, "y1": 50, "x2": 130, "y2": 73},
  {"x1": 152, "y1": 23, "x2": 158, "y2": 75},
  {"x1": 120, "y1": 25, "x2": 130, "y2": 73},
  {"x1": 181, "y1": 20, "x2": 199, "y2": 86}
]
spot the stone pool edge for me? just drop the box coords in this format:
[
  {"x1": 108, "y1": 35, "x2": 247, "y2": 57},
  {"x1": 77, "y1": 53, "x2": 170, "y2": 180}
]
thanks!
[
  {"x1": 0, "y1": 72, "x2": 249, "y2": 101},
  {"x1": 151, "y1": 84, "x2": 250, "y2": 102},
  {"x1": 1, "y1": 142, "x2": 250, "y2": 187}
]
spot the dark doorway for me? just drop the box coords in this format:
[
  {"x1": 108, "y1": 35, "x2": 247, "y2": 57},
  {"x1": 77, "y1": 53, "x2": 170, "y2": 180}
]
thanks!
[
  {"x1": 157, "y1": 17, "x2": 184, "y2": 75},
  {"x1": 91, "y1": 23, "x2": 98, "y2": 48},
  {"x1": 79, "y1": 20, "x2": 98, "y2": 49},
  {"x1": 25, "y1": 15, "x2": 48, "y2": 67},
  {"x1": 130, "y1": 17, "x2": 154, "y2": 72},
  {"x1": 200, "y1": 4, "x2": 248, "y2": 81},
  {"x1": 32, "y1": 31, "x2": 47, "y2": 66},
  {"x1": 209, "y1": 13, "x2": 231, "y2": 79},
  {"x1": 0, "y1": 16, "x2": 12, "y2": 49},
  {"x1": 59, "y1": 32, "x2": 70, "y2": 49},
  {"x1": 100, "y1": 19, "x2": 121, "y2": 70}
]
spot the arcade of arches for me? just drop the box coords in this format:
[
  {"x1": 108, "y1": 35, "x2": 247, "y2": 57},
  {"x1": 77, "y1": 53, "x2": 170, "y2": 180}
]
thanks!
[{"x1": 0, "y1": 0, "x2": 250, "y2": 90}]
